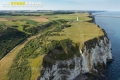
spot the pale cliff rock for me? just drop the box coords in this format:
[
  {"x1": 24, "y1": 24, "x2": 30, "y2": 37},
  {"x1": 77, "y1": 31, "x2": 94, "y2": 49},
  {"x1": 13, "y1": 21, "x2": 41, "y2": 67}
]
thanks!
[{"x1": 40, "y1": 36, "x2": 113, "y2": 80}]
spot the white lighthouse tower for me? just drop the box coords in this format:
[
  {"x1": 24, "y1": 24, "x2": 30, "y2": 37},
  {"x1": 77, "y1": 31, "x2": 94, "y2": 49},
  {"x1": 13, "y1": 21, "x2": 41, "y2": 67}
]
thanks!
[{"x1": 77, "y1": 17, "x2": 78, "y2": 21}]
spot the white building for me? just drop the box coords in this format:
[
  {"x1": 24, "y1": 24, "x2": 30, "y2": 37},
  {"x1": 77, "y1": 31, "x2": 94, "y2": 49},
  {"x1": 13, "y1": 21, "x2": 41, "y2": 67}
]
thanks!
[{"x1": 77, "y1": 17, "x2": 78, "y2": 21}]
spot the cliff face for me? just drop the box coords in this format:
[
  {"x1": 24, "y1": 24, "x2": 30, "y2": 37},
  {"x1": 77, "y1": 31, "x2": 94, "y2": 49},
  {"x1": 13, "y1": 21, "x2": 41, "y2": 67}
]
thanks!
[
  {"x1": 40, "y1": 35, "x2": 113, "y2": 80},
  {"x1": 40, "y1": 36, "x2": 113, "y2": 80},
  {"x1": 82, "y1": 37, "x2": 112, "y2": 73}
]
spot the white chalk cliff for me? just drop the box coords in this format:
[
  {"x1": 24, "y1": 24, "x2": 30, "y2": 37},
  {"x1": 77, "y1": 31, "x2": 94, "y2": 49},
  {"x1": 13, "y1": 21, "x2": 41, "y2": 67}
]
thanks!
[{"x1": 40, "y1": 36, "x2": 113, "y2": 80}]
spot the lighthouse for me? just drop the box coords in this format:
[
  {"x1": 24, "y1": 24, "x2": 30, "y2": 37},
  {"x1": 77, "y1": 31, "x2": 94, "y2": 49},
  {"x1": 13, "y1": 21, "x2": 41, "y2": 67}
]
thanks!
[{"x1": 77, "y1": 17, "x2": 78, "y2": 21}]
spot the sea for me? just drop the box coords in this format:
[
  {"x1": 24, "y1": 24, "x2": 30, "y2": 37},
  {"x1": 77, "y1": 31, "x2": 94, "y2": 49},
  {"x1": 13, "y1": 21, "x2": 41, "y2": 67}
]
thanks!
[{"x1": 93, "y1": 11, "x2": 120, "y2": 80}]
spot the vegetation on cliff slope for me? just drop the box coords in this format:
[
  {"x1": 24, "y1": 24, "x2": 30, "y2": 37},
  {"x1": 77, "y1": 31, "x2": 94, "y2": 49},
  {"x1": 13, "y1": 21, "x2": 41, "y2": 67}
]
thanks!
[{"x1": 7, "y1": 20, "x2": 69, "y2": 80}]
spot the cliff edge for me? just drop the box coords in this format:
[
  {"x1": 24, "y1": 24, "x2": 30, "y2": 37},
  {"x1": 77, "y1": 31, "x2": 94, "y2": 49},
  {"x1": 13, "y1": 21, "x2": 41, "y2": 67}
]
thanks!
[{"x1": 39, "y1": 15, "x2": 113, "y2": 80}]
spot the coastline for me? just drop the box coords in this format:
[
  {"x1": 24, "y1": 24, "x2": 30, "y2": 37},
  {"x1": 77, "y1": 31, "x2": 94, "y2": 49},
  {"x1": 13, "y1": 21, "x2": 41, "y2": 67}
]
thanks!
[
  {"x1": 39, "y1": 13, "x2": 113, "y2": 80},
  {"x1": 74, "y1": 13, "x2": 114, "y2": 80}
]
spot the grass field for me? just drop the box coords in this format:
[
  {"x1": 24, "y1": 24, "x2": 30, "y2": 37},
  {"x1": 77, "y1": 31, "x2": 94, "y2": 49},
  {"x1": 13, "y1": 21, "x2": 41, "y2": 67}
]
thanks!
[
  {"x1": 49, "y1": 22, "x2": 103, "y2": 41},
  {"x1": 46, "y1": 13, "x2": 104, "y2": 49},
  {"x1": 48, "y1": 22, "x2": 104, "y2": 49}
]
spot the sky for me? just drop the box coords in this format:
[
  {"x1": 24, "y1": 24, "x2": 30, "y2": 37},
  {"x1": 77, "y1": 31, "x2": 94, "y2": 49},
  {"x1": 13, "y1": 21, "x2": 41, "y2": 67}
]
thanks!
[{"x1": 0, "y1": 0, "x2": 120, "y2": 11}]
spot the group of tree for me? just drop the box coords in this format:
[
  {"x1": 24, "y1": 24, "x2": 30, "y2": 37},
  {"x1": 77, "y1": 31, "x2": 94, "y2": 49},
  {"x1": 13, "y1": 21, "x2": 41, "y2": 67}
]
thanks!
[
  {"x1": 0, "y1": 12, "x2": 40, "y2": 16},
  {"x1": 53, "y1": 11, "x2": 75, "y2": 14},
  {"x1": 0, "y1": 28, "x2": 28, "y2": 59}
]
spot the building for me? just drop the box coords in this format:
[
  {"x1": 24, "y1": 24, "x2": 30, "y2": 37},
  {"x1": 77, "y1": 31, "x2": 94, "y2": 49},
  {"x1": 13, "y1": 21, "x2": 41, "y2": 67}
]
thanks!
[{"x1": 77, "y1": 17, "x2": 78, "y2": 21}]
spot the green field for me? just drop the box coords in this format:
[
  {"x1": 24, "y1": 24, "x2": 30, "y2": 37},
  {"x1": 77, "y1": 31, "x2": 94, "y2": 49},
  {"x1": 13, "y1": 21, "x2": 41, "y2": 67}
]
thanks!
[{"x1": 48, "y1": 21, "x2": 103, "y2": 49}]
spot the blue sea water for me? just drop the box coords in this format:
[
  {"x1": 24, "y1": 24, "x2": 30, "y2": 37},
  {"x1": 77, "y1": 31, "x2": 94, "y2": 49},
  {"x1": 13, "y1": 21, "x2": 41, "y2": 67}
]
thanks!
[{"x1": 94, "y1": 12, "x2": 120, "y2": 80}]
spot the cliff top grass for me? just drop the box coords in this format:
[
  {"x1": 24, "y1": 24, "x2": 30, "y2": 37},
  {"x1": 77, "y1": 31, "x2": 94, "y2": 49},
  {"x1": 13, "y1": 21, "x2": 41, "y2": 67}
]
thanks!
[{"x1": 46, "y1": 13, "x2": 104, "y2": 49}]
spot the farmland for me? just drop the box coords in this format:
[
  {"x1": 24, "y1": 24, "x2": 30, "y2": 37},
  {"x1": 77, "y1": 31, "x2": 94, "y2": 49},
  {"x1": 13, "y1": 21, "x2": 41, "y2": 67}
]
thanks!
[{"x1": 0, "y1": 16, "x2": 49, "y2": 33}]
